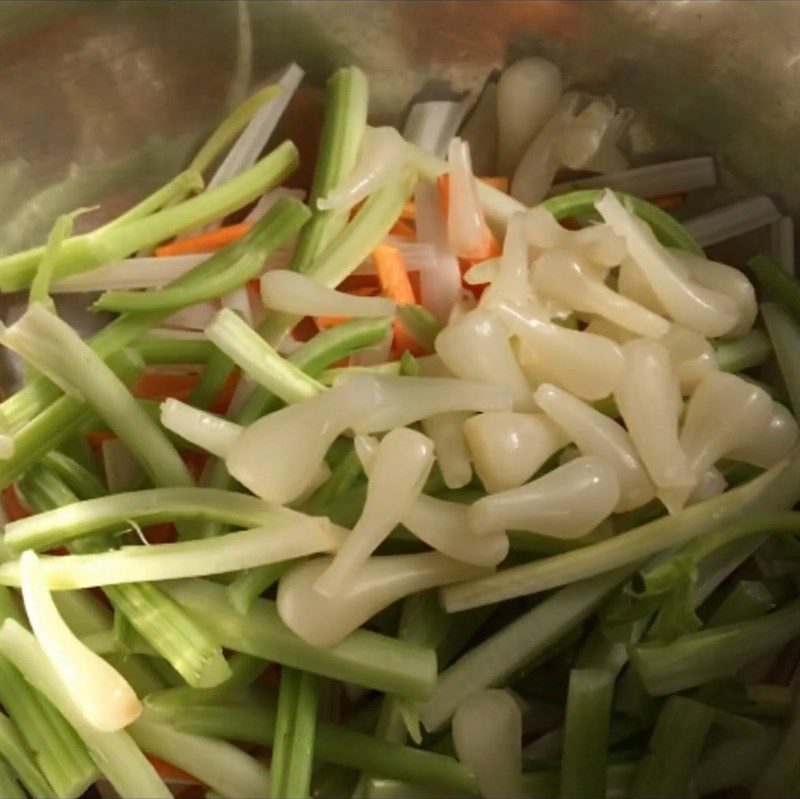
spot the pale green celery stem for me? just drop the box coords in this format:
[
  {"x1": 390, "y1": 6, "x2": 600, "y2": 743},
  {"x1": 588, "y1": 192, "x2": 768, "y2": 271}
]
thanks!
[
  {"x1": 28, "y1": 211, "x2": 81, "y2": 308},
  {"x1": 715, "y1": 328, "x2": 772, "y2": 373},
  {"x1": 162, "y1": 578, "x2": 437, "y2": 700},
  {"x1": 0, "y1": 621, "x2": 171, "y2": 799},
  {"x1": 53, "y1": 588, "x2": 113, "y2": 638},
  {"x1": 137, "y1": 336, "x2": 213, "y2": 365},
  {"x1": 421, "y1": 568, "x2": 631, "y2": 732},
  {"x1": 0, "y1": 759, "x2": 26, "y2": 799},
  {"x1": 227, "y1": 560, "x2": 295, "y2": 614},
  {"x1": 442, "y1": 453, "x2": 800, "y2": 609},
  {"x1": 761, "y1": 302, "x2": 800, "y2": 418},
  {"x1": 106, "y1": 653, "x2": 169, "y2": 698},
  {"x1": 4, "y1": 487, "x2": 286, "y2": 553},
  {"x1": 752, "y1": 692, "x2": 800, "y2": 799},
  {"x1": 0, "y1": 140, "x2": 299, "y2": 291},
  {"x1": 0, "y1": 712, "x2": 56, "y2": 799},
  {"x1": 395, "y1": 305, "x2": 443, "y2": 351},
  {"x1": 207, "y1": 308, "x2": 324, "y2": 403}
]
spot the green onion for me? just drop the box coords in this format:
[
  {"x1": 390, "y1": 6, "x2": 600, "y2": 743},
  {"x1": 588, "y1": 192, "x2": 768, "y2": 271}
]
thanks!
[
  {"x1": 748, "y1": 253, "x2": 800, "y2": 321},
  {"x1": 630, "y1": 696, "x2": 714, "y2": 798},
  {"x1": 629, "y1": 598, "x2": 800, "y2": 695},
  {"x1": 395, "y1": 305, "x2": 444, "y2": 351},
  {"x1": 270, "y1": 669, "x2": 318, "y2": 798},
  {"x1": 761, "y1": 302, "x2": 800, "y2": 418},
  {"x1": 0, "y1": 712, "x2": 56, "y2": 799},
  {"x1": 0, "y1": 141, "x2": 299, "y2": 292},
  {"x1": 162, "y1": 577, "x2": 437, "y2": 699}
]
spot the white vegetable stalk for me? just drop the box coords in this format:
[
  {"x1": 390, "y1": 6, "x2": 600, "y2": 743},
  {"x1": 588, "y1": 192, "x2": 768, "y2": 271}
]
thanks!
[
  {"x1": 403, "y1": 99, "x2": 472, "y2": 158},
  {"x1": 259, "y1": 269, "x2": 395, "y2": 317},
  {"x1": 468, "y1": 456, "x2": 620, "y2": 538},
  {"x1": 434, "y1": 310, "x2": 537, "y2": 412},
  {"x1": 318, "y1": 126, "x2": 408, "y2": 212},
  {"x1": 161, "y1": 398, "x2": 242, "y2": 458},
  {"x1": 614, "y1": 339, "x2": 693, "y2": 494},
  {"x1": 496, "y1": 57, "x2": 562, "y2": 175},
  {"x1": 495, "y1": 300, "x2": 624, "y2": 401},
  {"x1": 659, "y1": 325, "x2": 718, "y2": 395},
  {"x1": 414, "y1": 182, "x2": 462, "y2": 323},
  {"x1": 532, "y1": 250, "x2": 670, "y2": 338},
  {"x1": 335, "y1": 373, "x2": 514, "y2": 433},
  {"x1": 463, "y1": 411, "x2": 570, "y2": 494},
  {"x1": 688, "y1": 467, "x2": 728, "y2": 505},
  {"x1": 52, "y1": 255, "x2": 207, "y2": 293},
  {"x1": 2, "y1": 521, "x2": 341, "y2": 590},
  {"x1": 447, "y1": 138, "x2": 495, "y2": 259},
  {"x1": 479, "y1": 213, "x2": 531, "y2": 312},
  {"x1": 534, "y1": 384, "x2": 655, "y2": 512},
  {"x1": 549, "y1": 156, "x2": 717, "y2": 198},
  {"x1": 556, "y1": 96, "x2": 630, "y2": 173},
  {"x1": 659, "y1": 371, "x2": 774, "y2": 513},
  {"x1": 671, "y1": 249, "x2": 758, "y2": 337},
  {"x1": 164, "y1": 302, "x2": 219, "y2": 331},
  {"x1": 101, "y1": 439, "x2": 144, "y2": 493},
  {"x1": 583, "y1": 316, "x2": 635, "y2": 344},
  {"x1": 244, "y1": 187, "x2": 307, "y2": 223},
  {"x1": 314, "y1": 428, "x2": 435, "y2": 598},
  {"x1": 420, "y1": 412, "x2": 473, "y2": 489},
  {"x1": 452, "y1": 690, "x2": 524, "y2": 799},
  {"x1": 278, "y1": 553, "x2": 486, "y2": 648},
  {"x1": 596, "y1": 191, "x2": 739, "y2": 337},
  {"x1": 728, "y1": 402, "x2": 799, "y2": 468},
  {"x1": 19, "y1": 550, "x2": 142, "y2": 732},
  {"x1": 682, "y1": 196, "x2": 781, "y2": 248}
]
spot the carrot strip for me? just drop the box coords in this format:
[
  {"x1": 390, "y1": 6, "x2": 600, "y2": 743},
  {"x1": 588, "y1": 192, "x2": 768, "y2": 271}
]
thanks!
[
  {"x1": 401, "y1": 201, "x2": 416, "y2": 220},
  {"x1": 437, "y1": 174, "x2": 501, "y2": 261},
  {"x1": 314, "y1": 287, "x2": 380, "y2": 331},
  {"x1": 374, "y1": 244, "x2": 423, "y2": 354},
  {"x1": 209, "y1": 370, "x2": 241, "y2": 415},
  {"x1": 133, "y1": 372, "x2": 199, "y2": 401},
  {"x1": 389, "y1": 218, "x2": 416, "y2": 238},
  {"x1": 650, "y1": 192, "x2": 687, "y2": 210},
  {"x1": 143, "y1": 522, "x2": 178, "y2": 545},
  {"x1": 479, "y1": 176, "x2": 510, "y2": 192},
  {"x1": 2, "y1": 485, "x2": 30, "y2": 521},
  {"x1": 146, "y1": 755, "x2": 201, "y2": 785},
  {"x1": 155, "y1": 222, "x2": 253, "y2": 257}
]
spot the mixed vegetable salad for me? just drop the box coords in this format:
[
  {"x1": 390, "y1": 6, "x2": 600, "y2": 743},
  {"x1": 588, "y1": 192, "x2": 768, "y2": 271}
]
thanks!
[{"x1": 0, "y1": 57, "x2": 799, "y2": 799}]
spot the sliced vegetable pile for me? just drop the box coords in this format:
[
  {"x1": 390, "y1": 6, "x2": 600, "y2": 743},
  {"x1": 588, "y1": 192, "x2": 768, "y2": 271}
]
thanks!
[{"x1": 1, "y1": 58, "x2": 799, "y2": 799}]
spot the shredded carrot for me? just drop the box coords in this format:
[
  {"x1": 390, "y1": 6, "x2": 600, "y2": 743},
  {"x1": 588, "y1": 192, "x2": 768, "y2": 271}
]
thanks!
[
  {"x1": 374, "y1": 244, "x2": 422, "y2": 354},
  {"x1": 401, "y1": 201, "x2": 416, "y2": 220},
  {"x1": 209, "y1": 370, "x2": 241, "y2": 416},
  {"x1": 2, "y1": 485, "x2": 29, "y2": 521},
  {"x1": 143, "y1": 522, "x2": 178, "y2": 545},
  {"x1": 291, "y1": 315, "x2": 321, "y2": 344},
  {"x1": 181, "y1": 449, "x2": 208, "y2": 484},
  {"x1": 650, "y1": 193, "x2": 687, "y2": 210},
  {"x1": 155, "y1": 223, "x2": 252, "y2": 257},
  {"x1": 389, "y1": 218, "x2": 416, "y2": 238},
  {"x1": 437, "y1": 174, "x2": 450, "y2": 219},
  {"x1": 146, "y1": 756, "x2": 201, "y2": 785},
  {"x1": 133, "y1": 372, "x2": 199, "y2": 401},
  {"x1": 479, "y1": 176, "x2": 510, "y2": 192},
  {"x1": 86, "y1": 430, "x2": 116, "y2": 450}
]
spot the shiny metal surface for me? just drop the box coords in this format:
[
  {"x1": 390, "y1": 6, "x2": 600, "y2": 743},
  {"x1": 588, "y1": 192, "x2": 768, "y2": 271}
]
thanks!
[{"x1": 0, "y1": 0, "x2": 798, "y2": 252}]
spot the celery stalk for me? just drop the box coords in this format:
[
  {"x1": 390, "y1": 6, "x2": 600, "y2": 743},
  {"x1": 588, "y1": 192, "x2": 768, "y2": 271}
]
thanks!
[
  {"x1": 761, "y1": 302, "x2": 800, "y2": 418},
  {"x1": 0, "y1": 758, "x2": 26, "y2": 799},
  {"x1": 0, "y1": 713, "x2": 54, "y2": 799}
]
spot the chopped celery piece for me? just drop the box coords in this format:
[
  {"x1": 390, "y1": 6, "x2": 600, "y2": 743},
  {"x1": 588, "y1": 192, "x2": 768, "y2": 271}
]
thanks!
[
  {"x1": 749, "y1": 253, "x2": 800, "y2": 320},
  {"x1": 0, "y1": 712, "x2": 56, "y2": 799},
  {"x1": 705, "y1": 580, "x2": 776, "y2": 627},
  {"x1": 761, "y1": 302, "x2": 800, "y2": 418},
  {"x1": 207, "y1": 308, "x2": 325, "y2": 403},
  {"x1": 29, "y1": 210, "x2": 85, "y2": 309},
  {"x1": 395, "y1": 305, "x2": 444, "y2": 351},
  {"x1": 630, "y1": 696, "x2": 714, "y2": 798},
  {"x1": 136, "y1": 336, "x2": 213, "y2": 365},
  {"x1": 0, "y1": 141, "x2": 299, "y2": 291},
  {"x1": 270, "y1": 669, "x2": 318, "y2": 798},
  {"x1": 753, "y1": 692, "x2": 800, "y2": 799},
  {"x1": 0, "y1": 758, "x2": 26, "y2": 799},
  {"x1": 227, "y1": 560, "x2": 296, "y2": 615},
  {"x1": 715, "y1": 328, "x2": 772, "y2": 373},
  {"x1": 162, "y1": 578, "x2": 437, "y2": 700},
  {"x1": 186, "y1": 345, "x2": 236, "y2": 410},
  {"x1": 93, "y1": 197, "x2": 310, "y2": 313}
]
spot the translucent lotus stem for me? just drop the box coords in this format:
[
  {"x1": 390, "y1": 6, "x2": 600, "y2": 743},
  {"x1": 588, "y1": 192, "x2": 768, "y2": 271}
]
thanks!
[
  {"x1": 478, "y1": 213, "x2": 531, "y2": 313},
  {"x1": 334, "y1": 374, "x2": 513, "y2": 434},
  {"x1": 278, "y1": 553, "x2": 485, "y2": 648},
  {"x1": 435, "y1": 310, "x2": 536, "y2": 412},
  {"x1": 534, "y1": 384, "x2": 654, "y2": 512},
  {"x1": 682, "y1": 196, "x2": 781, "y2": 248},
  {"x1": 728, "y1": 402, "x2": 799, "y2": 469},
  {"x1": 582, "y1": 316, "x2": 635, "y2": 344},
  {"x1": 597, "y1": 191, "x2": 739, "y2": 337},
  {"x1": 19, "y1": 551, "x2": 141, "y2": 732},
  {"x1": 452, "y1": 690, "x2": 524, "y2": 799},
  {"x1": 403, "y1": 99, "x2": 472, "y2": 159},
  {"x1": 659, "y1": 325, "x2": 718, "y2": 395},
  {"x1": 550, "y1": 157, "x2": 716, "y2": 198},
  {"x1": 496, "y1": 300, "x2": 624, "y2": 401},
  {"x1": 556, "y1": 97, "x2": 630, "y2": 174},
  {"x1": 614, "y1": 339, "x2": 694, "y2": 492},
  {"x1": 447, "y1": 139, "x2": 494, "y2": 259},
  {"x1": 164, "y1": 302, "x2": 218, "y2": 331},
  {"x1": 688, "y1": 467, "x2": 728, "y2": 505},
  {"x1": 532, "y1": 250, "x2": 670, "y2": 338},
  {"x1": 672, "y1": 250, "x2": 757, "y2": 337},
  {"x1": 421, "y1": 412, "x2": 472, "y2": 489},
  {"x1": 318, "y1": 126, "x2": 407, "y2": 212},
  {"x1": 314, "y1": 429, "x2": 435, "y2": 598},
  {"x1": 660, "y1": 372, "x2": 775, "y2": 512},
  {"x1": 468, "y1": 456, "x2": 620, "y2": 538},
  {"x1": 463, "y1": 411, "x2": 570, "y2": 494},
  {"x1": 259, "y1": 270, "x2": 395, "y2": 317},
  {"x1": 161, "y1": 398, "x2": 242, "y2": 458}
]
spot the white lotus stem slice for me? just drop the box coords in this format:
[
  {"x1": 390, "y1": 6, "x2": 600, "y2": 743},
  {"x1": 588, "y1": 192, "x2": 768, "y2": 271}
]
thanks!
[
  {"x1": 164, "y1": 302, "x2": 219, "y2": 331},
  {"x1": 682, "y1": 196, "x2": 781, "y2": 248},
  {"x1": 659, "y1": 325, "x2": 718, "y2": 395},
  {"x1": 728, "y1": 401, "x2": 799, "y2": 469},
  {"x1": 468, "y1": 456, "x2": 620, "y2": 538},
  {"x1": 497, "y1": 57, "x2": 562, "y2": 175},
  {"x1": 226, "y1": 379, "x2": 383, "y2": 504},
  {"x1": 435, "y1": 310, "x2": 536, "y2": 412},
  {"x1": 532, "y1": 250, "x2": 670, "y2": 338},
  {"x1": 20, "y1": 550, "x2": 141, "y2": 732},
  {"x1": 244, "y1": 187, "x2": 307, "y2": 223},
  {"x1": 671, "y1": 249, "x2": 758, "y2": 337},
  {"x1": 557, "y1": 97, "x2": 629, "y2": 173},
  {"x1": 618, "y1": 256, "x2": 668, "y2": 316},
  {"x1": 313, "y1": 428, "x2": 435, "y2": 597},
  {"x1": 534, "y1": 383, "x2": 655, "y2": 512},
  {"x1": 582, "y1": 316, "x2": 635, "y2": 344},
  {"x1": 447, "y1": 138, "x2": 494, "y2": 259},
  {"x1": 453, "y1": 689, "x2": 524, "y2": 799},
  {"x1": 259, "y1": 270, "x2": 395, "y2": 317},
  {"x1": 278, "y1": 553, "x2": 486, "y2": 648},
  {"x1": 614, "y1": 339, "x2": 694, "y2": 491},
  {"x1": 495, "y1": 300, "x2": 624, "y2": 401},
  {"x1": 463, "y1": 411, "x2": 570, "y2": 494},
  {"x1": 596, "y1": 190, "x2": 739, "y2": 337},
  {"x1": 161, "y1": 398, "x2": 242, "y2": 458},
  {"x1": 318, "y1": 126, "x2": 406, "y2": 212},
  {"x1": 479, "y1": 213, "x2": 531, "y2": 312},
  {"x1": 688, "y1": 467, "x2": 728, "y2": 505},
  {"x1": 335, "y1": 374, "x2": 513, "y2": 436},
  {"x1": 403, "y1": 99, "x2": 472, "y2": 158},
  {"x1": 421, "y1": 412, "x2": 473, "y2": 489}
]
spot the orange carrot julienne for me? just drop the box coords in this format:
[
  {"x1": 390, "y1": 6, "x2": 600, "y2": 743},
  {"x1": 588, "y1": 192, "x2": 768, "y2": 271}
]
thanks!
[
  {"x1": 389, "y1": 218, "x2": 416, "y2": 238},
  {"x1": 478, "y1": 175, "x2": 510, "y2": 192},
  {"x1": 155, "y1": 222, "x2": 253, "y2": 257},
  {"x1": 2, "y1": 485, "x2": 29, "y2": 521},
  {"x1": 437, "y1": 174, "x2": 502, "y2": 261},
  {"x1": 133, "y1": 372, "x2": 199, "y2": 401},
  {"x1": 401, "y1": 201, "x2": 416, "y2": 220},
  {"x1": 650, "y1": 193, "x2": 687, "y2": 210},
  {"x1": 374, "y1": 244, "x2": 423, "y2": 354},
  {"x1": 146, "y1": 755, "x2": 201, "y2": 785}
]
